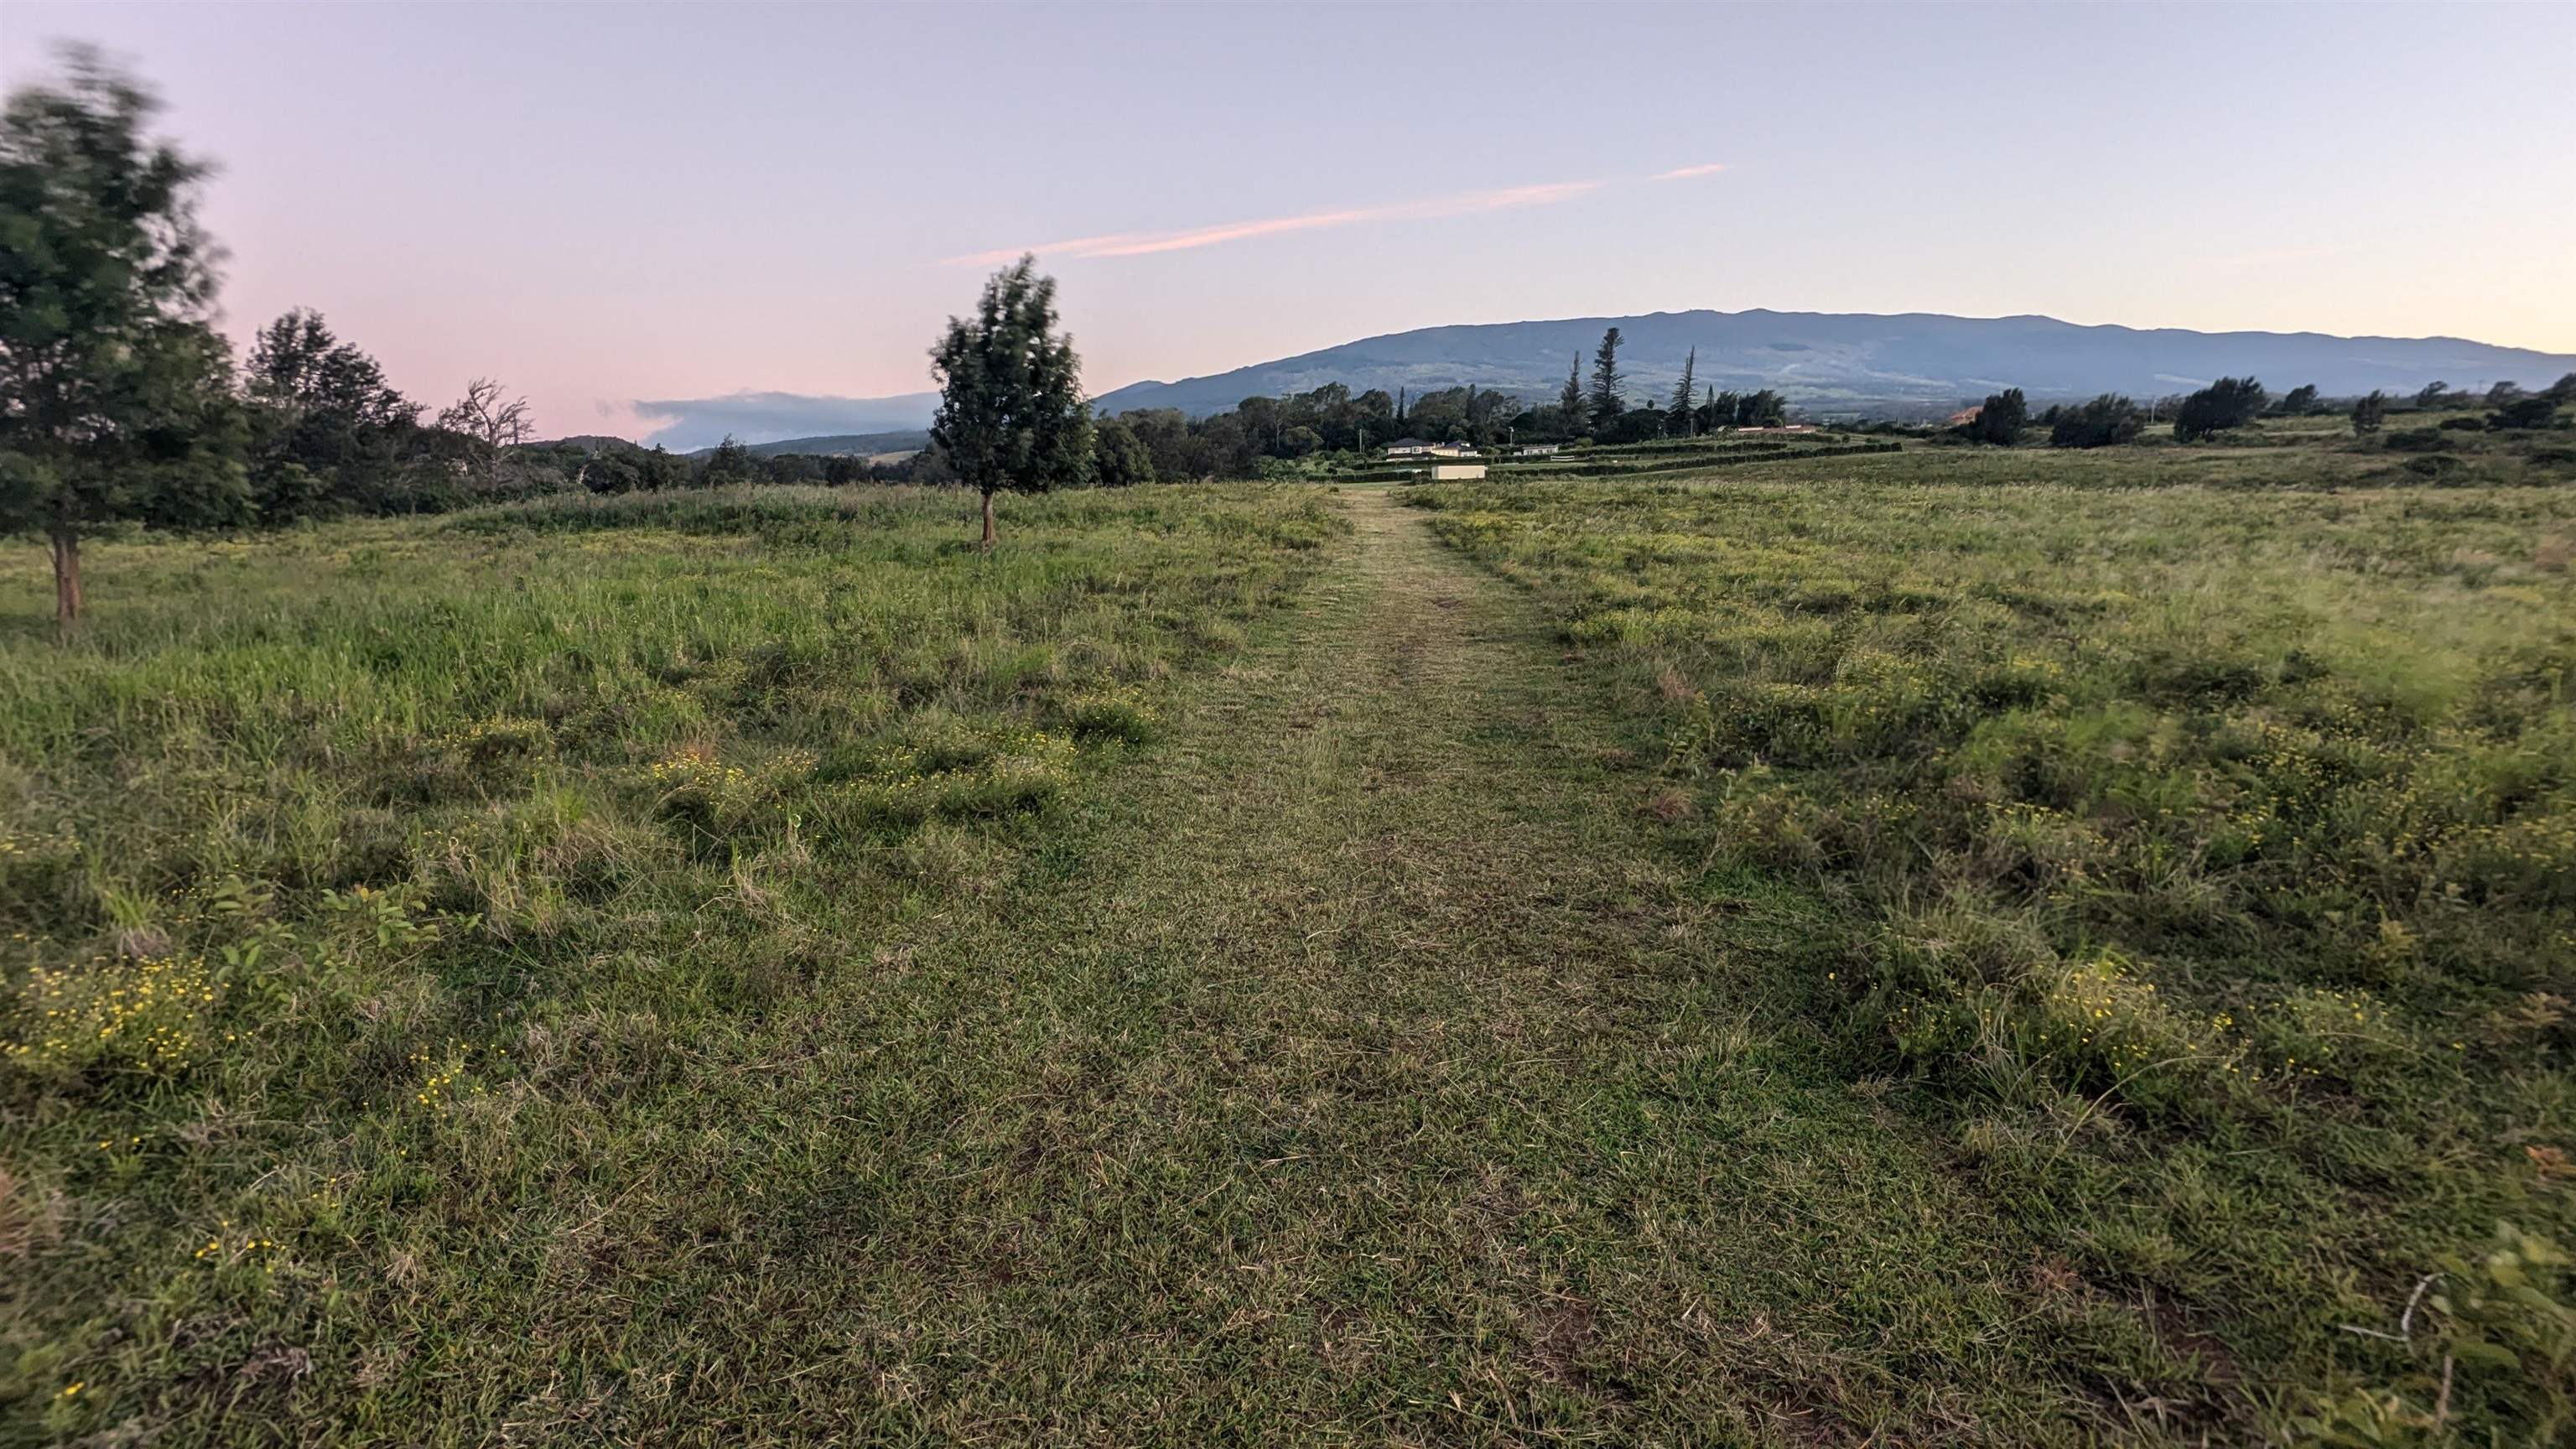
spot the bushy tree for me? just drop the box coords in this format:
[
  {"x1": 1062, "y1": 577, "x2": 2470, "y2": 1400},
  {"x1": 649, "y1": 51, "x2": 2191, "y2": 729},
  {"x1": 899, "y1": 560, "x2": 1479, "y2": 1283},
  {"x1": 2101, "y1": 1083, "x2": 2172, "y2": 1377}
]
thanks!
[
  {"x1": 1092, "y1": 414, "x2": 1155, "y2": 486},
  {"x1": 2174, "y1": 376, "x2": 2267, "y2": 441},
  {"x1": 2415, "y1": 381, "x2": 2452, "y2": 409},
  {"x1": 2548, "y1": 373, "x2": 2576, "y2": 405},
  {"x1": 243, "y1": 309, "x2": 422, "y2": 518},
  {"x1": 929, "y1": 255, "x2": 1092, "y2": 547},
  {"x1": 1588, "y1": 327, "x2": 1625, "y2": 429},
  {"x1": 0, "y1": 45, "x2": 250, "y2": 626},
  {"x1": 2488, "y1": 396, "x2": 2559, "y2": 431},
  {"x1": 1965, "y1": 387, "x2": 2028, "y2": 445},
  {"x1": 2049, "y1": 394, "x2": 2145, "y2": 449},
  {"x1": 2277, "y1": 383, "x2": 2320, "y2": 415},
  {"x1": 701, "y1": 434, "x2": 756, "y2": 486},
  {"x1": 2351, "y1": 390, "x2": 2387, "y2": 435}
]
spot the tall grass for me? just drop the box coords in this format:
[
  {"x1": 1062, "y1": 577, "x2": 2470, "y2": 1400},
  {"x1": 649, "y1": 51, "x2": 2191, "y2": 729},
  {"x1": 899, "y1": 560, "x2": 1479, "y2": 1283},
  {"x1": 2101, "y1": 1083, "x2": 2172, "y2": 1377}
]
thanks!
[
  {"x1": 0, "y1": 483, "x2": 1342, "y2": 1441},
  {"x1": 1406, "y1": 471, "x2": 2576, "y2": 1440}
]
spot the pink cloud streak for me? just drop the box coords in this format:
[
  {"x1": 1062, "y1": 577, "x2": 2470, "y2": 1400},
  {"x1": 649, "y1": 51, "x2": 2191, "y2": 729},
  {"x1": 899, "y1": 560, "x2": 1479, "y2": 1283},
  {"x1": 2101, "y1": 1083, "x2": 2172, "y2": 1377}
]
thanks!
[
  {"x1": 938, "y1": 179, "x2": 1607, "y2": 267},
  {"x1": 1650, "y1": 163, "x2": 1729, "y2": 180}
]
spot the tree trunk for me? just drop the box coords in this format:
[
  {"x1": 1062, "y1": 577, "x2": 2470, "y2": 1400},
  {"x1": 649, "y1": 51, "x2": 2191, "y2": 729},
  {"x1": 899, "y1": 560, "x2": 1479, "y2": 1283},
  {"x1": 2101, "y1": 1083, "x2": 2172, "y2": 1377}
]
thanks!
[
  {"x1": 51, "y1": 527, "x2": 82, "y2": 631},
  {"x1": 980, "y1": 490, "x2": 997, "y2": 551}
]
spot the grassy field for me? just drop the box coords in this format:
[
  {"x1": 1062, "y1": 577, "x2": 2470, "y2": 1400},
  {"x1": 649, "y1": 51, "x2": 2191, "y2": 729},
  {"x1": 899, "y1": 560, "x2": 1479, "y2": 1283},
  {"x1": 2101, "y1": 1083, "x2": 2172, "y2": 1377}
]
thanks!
[
  {"x1": 0, "y1": 485, "x2": 1343, "y2": 1442},
  {"x1": 6, "y1": 435, "x2": 2574, "y2": 1444},
  {"x1": 1405, "y1": 452, "x2": 2576, "y2": 1443}
]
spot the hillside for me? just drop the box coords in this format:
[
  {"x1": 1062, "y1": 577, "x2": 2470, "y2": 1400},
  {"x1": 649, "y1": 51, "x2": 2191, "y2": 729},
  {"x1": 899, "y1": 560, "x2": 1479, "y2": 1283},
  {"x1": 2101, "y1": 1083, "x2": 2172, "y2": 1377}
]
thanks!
[
  {"x1": 686, "y1": 429, "x2": 930, "y2": 460},
  {"x1": 1088, "y1": 309, "x2": 2576, "y2": 418}
]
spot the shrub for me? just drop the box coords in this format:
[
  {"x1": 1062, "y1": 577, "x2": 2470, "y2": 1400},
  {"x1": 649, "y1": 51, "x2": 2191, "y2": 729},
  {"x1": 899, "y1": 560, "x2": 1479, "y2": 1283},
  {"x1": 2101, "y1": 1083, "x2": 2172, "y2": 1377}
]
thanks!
[{"x1": 2049, "y1": 394, "x2": 2145, "y2": 449}]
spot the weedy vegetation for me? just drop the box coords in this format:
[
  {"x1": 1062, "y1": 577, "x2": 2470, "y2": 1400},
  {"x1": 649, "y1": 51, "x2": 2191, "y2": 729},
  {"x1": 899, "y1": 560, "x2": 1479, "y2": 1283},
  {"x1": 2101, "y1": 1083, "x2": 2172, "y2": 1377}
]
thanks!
[
  {"x1": 0, "y1": 484, "x2": 1341, "y2": 1441},
  {"x1": 1405, "y1": 437, "x2": 2576, "y2": 1443}
]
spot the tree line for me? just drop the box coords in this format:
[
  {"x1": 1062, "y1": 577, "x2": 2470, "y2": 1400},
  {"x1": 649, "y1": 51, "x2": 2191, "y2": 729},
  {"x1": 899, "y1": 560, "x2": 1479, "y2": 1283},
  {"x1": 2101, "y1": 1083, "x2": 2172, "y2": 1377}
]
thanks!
[{"x1": 1944, "y1": 371, "x2": 2573, "y2": 449}]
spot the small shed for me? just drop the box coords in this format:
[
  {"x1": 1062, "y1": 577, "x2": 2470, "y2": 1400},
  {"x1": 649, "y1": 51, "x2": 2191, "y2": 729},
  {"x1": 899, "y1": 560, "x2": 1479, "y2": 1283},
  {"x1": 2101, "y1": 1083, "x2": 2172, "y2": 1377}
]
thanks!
[{"x1": 1426, "y1": 461, "x2": 1488, "y2": 480}]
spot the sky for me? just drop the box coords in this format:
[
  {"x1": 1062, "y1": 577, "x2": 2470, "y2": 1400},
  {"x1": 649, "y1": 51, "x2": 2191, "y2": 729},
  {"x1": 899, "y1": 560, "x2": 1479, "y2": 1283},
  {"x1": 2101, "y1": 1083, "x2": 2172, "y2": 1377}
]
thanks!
[{"x1": 5, "y1": 1, "x2": 2572, "y2": 446}]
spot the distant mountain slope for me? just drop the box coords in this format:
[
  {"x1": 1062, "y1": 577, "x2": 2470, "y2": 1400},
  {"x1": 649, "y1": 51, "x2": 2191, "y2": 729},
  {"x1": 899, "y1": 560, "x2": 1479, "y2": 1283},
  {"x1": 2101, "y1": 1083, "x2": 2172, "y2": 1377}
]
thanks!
[
  {"x1": 687, "y1": 429, "x2": 930, "y2": 460},
  {"x1": 1088, "y1": 309, "x2": 2575, "y2": 418}
]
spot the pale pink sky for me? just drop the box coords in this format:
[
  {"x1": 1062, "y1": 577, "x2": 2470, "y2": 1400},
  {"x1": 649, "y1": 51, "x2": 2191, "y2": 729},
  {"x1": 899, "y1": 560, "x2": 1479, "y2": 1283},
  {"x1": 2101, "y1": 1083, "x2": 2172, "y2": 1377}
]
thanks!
[{"x1": 5, "y1": 2, "x2": 2569, "y2": 444}]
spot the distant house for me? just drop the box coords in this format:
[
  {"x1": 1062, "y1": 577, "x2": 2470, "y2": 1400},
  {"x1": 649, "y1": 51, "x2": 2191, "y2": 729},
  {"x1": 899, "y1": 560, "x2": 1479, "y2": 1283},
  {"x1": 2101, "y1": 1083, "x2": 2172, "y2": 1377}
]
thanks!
[
  {"x1": 1386, "y1": 438, "x2": 1473, "y2": 459},
  {"x1": 1514, "y1": 443, "x2": 1561, "y2": 457},
  {"x1": 1426, "y1": 461, "x2": 1488, "y2": 480}
]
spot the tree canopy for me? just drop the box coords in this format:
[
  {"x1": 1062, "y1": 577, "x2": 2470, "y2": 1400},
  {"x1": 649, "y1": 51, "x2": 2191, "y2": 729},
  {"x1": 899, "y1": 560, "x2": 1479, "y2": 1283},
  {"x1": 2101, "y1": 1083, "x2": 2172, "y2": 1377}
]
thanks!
[
  {"x1": 929, "y1": 254, "x2": 1093, "y2": 546},
  {"x1": 0, "y1": 44, "x2": 249, "y2": 625}
]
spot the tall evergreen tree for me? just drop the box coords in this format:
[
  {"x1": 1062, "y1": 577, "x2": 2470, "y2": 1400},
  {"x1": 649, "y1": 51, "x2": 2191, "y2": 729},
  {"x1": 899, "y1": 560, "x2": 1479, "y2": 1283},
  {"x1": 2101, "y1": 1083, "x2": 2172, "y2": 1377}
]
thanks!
[
  {"x1": 0, "y1": 44, "x2": 248, "y2": 626},
  {"x1": 928, "y1": 254, "x2": 1093, "y2": 548},
  {"x1": 1588, "y1": 327, "x2": 1625, "y2": 429},
  {"x1": 1556, "y1": 355, "x2": 1585, "y2": 435},
  {"x1": 1667, "y1": 346, "x2": 1698, "y2": 434}
]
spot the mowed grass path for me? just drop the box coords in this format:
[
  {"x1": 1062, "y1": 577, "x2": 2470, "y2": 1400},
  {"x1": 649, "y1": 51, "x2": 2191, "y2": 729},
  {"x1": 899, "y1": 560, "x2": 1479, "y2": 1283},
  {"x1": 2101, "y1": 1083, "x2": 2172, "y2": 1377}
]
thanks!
[
  {"x1": 738, "y1": 491, "x2": 2118, "y2": 1444},
  {"x1": 3, "y1": 489, "x2": 2178, "y2": 1445}
]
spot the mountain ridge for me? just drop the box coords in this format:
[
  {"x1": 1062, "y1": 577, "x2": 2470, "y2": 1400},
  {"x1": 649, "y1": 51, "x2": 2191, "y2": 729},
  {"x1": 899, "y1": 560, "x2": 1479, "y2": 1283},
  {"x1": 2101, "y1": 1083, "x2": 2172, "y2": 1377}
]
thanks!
[{"x1": 1088, "y1": 308, "x2": 2574, "y2": 419}]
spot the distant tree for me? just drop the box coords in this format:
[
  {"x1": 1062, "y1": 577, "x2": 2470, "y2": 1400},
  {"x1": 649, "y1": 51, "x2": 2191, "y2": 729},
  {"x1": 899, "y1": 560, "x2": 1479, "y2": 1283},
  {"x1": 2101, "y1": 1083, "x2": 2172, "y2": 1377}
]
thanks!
[
  {"x1": 1588, "y1": 327, "x2": 1626, "y2": 429},
  {"x1": 2489, "y1": 395, "x2": 2559, "y2": 431},
  {"x1": 436, "y1": 377, "x2": 533, "y2": 488},
  {"x1": 244, "y1": 309, "x2": 421, "y2": 518},
  {"x1": 2485, "y1": 381, "x2": 2526, "y2": 407},
  {"x1": 1736, "y1": 389, "x2": 1787, "y2": 428},
  {"x1": 1966, "y1": 387, "x2": 2028, "y2": 445},
  {"x1": 2173, "y1": 376, "x2": 2267, "y2": 441},
  {"x1": 1667, "y1": 346, "x2": 1698, "y2": 435},
  {"x1": 2548, "y1": 373, "x2": 2576, "y2": 405},
  {"x1": 1092, "y1": 414, "x2": 1155, "y2": 486},
  {"x1": 0, "y1": 44, "x2": 249, "y2": 627},
  {"x1": 2049, "y1": 394, "x2": 2145, "y2": 449},
  {"x1": 928, "y1": 254, "x2": 1093, "y2": 548},
  {"x1": 1556, "y1": 354, "x2": 1586, "y2": 438},
  {"x1": 2276, "y1": 383, "x2": 2320, "y2": 415},
  {"x1": 1602, "y1": 408, "x2": 1665, "y2": 444},
  {"x1": 2414, "y1": 381, "x2": 2452, "y2": 409},
  {"x1": 637, "y1": 444, "x2": 689, "y2": 491},
  {"x1": 761, "y1": 453, "x2": 823, "y2": 485},
  {"x1": 2350, "y1": 390, "x2": 2387, "y2": 435},
  {"x1": 701, "y1": 434, "x2": 756, "y2": 486}
]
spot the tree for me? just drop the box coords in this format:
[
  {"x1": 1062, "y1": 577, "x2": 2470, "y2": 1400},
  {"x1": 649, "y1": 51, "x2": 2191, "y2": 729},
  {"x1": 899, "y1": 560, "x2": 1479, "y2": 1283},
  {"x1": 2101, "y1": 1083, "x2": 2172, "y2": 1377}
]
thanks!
[
  {"x1": 1556, "y1": 354, "x2": 1585, "y2": 437},
  {"x1": 2277, "y1": 383, "x2": 2320, "y2": 415},
  {"x1": 2414, "y1": 381, "x2": 2452, "y2": 410},
  {"x1": 2049, "y1": 394, "x2": 2145, "y2": 449},
  {"x1": 1588, "y1": 327, "x2": 1625, "y2": 429},
  {"x1": 1093, "y1": 415, "x2": 1155, "y2": 486},
  {"x1": 701, "y1": 434, "x2": 756, "y2": 486},
  {"x1": 0, "y1": 44, "x2": 249, "y2": 627},
  {"x1": 2173, "y1": 376, "x2": 2267, "y2": 441},
  {"x1": 1966, "y1": 387, "x2": 2028, "y2": 445},
  {"x1": 439, "y1": 377, "x2": 533, "y2": 451},
  {"x1": 1667, "y1": 346, "x2": 1698, "y2": 435},
  {"x1": 2350, "y1": 390, "x2": 2387, "y2": 435},
  {"x1": 243, "y1": 309, "x2": 421, "y2": 518},
  {"x1": 2548, "y1": 373, "x2": 2576, "y2": 405},
  {"x1": 927, "y1": 254, "x2": 1093, "y2": 548},
  {"x1": 2488, "y1": 396, "x2": 2559, "y2": 431}
]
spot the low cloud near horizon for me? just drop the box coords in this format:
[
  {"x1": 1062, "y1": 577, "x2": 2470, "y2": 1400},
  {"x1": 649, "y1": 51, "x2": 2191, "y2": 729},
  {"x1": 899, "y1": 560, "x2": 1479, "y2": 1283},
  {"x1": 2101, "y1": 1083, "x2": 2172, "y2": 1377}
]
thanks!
[{"x1": 626, "y1": 390, "x2": 939, "y2": 450}]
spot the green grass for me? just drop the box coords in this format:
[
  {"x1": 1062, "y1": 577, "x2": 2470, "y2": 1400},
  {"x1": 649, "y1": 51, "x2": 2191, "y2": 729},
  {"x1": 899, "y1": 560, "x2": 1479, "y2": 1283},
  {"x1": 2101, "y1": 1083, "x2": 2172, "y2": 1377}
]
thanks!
[
  {"x1": 0, "y1": 484, "x2": 1345, "y2": 1441},
  {"x1": 8, "y1": 448, "x2": 2575, "y2": 1444},
  {"x1": 1403, "y1": 467, "x2": 2576, "y2": 1442}
]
